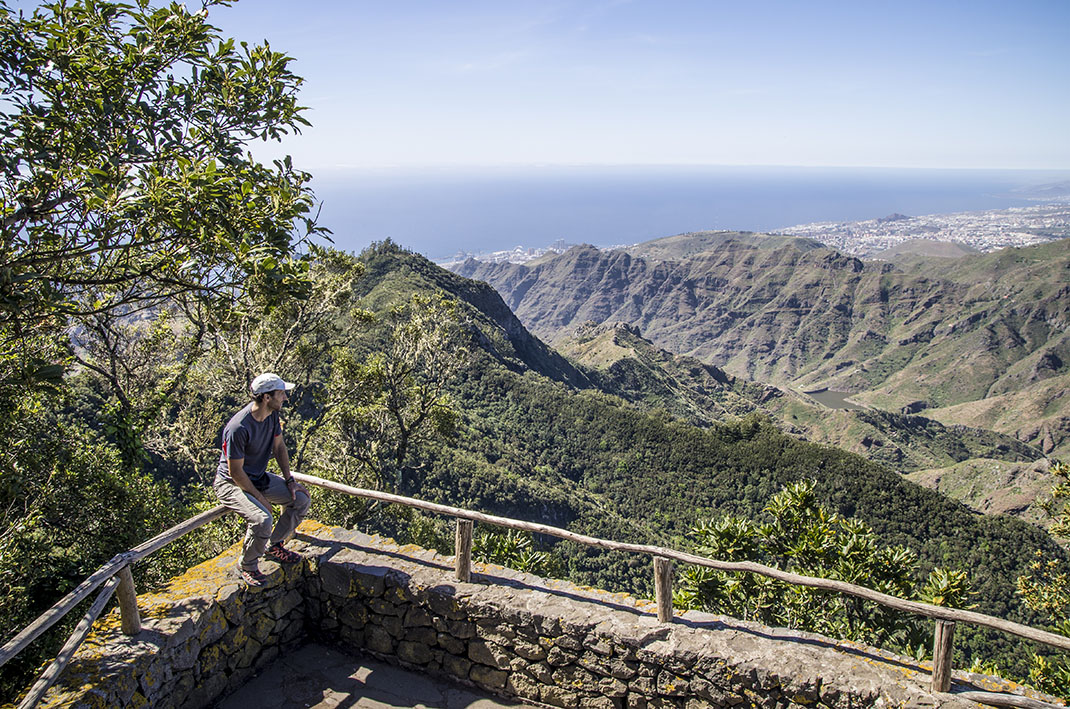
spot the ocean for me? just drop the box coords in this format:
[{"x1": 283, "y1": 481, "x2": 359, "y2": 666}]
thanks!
[{"x1": 307, "y1": 165, "x2": 1070, "y2": 260}]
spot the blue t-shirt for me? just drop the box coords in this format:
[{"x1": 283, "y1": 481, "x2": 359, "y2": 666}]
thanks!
[{"x1": 216, "y1": 403, "x2": 281, "y2": 483}]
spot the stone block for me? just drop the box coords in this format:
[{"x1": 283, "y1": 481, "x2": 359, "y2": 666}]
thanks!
[
  {"x1": 656, "y1": 670, "x2": 689, "y2": 696},
  {"x1": 470, "y1": 664, "x2": 508, "y2": 691},
  {"x1": 185, "y1": 670, "x2": 227, "y2": 708},
  {"x1": 523, "y1": 661, "x2": 554, "y2": 685},
  {"x1": 170, "y1": 637, "x2": 200, "y2": 671},
  {"x1": 398, "y1": 640, "x2": 434, "y2": 665},
  {"x1": 442, "y1": 653, "x2": 472, "y2": 679},
  {"x1": 478, "y1": 618, "x2": 516, "y2": 640},
  {"x1": 247, "y1": 612, "x2": 276, "y2": 643},
  {"x1": 196, "y1": 642, "x2": 226, "y2": 679},
  {"x1": 514, "y1": 637, "x2": 547, "y2": 661},
  {"x1": 579, "y1": 652, "x2": 638, "y2": 680},
  {"x1": 234, "y1": 637, "x2": 262, "y2": 669},
  {"x1": 689, "y1": 677, "x2": 735, "y2": 704},
  {"x1": 404, "y1": 626, "x2": 437, "y2": 646},
  {"x1": 138, "y1": 658, "x2": 171, "y2": 701},
  {"x1": 386, "y1": 584, "x2": 414, "y2": 604},
  {"x1": 219, "y1": 624, "x2": 247, "y2": 657},
  {"x1": 555, "y1": 633, "x2": 583, "y2": 652},
  {"x1": 340, "y1": 601, "x2": 368, "y2": 629},
  {"x1": 225, "y1": 665, "x2": 256, "y2": 694},
  {"x1": 436, "y1": 631, "x2": 465, "y2": 655},
  {"x1": 404, "y1": 606, "x2": 432, "y2": 627},
  {"x1": 540, "y1": 684, "x2": 582, "y2": 708},
  {"x1": 339, "y1": 625, "x2": 365, "y2": 648},
  {"x1": 468, "y1": 640, "x2": 514, "y2": 670},
  {"x1": 684, "y1": 700, "x2": 718, "y2": 709},
  {"x1": 448, "y1": 619, "x2": 476, "y2": 638},
  {"x1": 379, "y1": 614, "x2": 404, "y2": 638},
  {"x1": 258, "y1": 644, "x2": 280, "y2": 667},
  {"x1": 281, "y1": 617, "x2": 305, "y2": 644},
  {"x1": 268, "y1": 589, "x2": 304, "y2": 620},
  {"x1": 506, "y1": 671, "x2": 542, "y2": 700},
  {"x1": 630, "y1": 676, "x2": 656, "y2": 695},
  {"x1": 536, "y1": 616, "x2": 562, "y2": 636},
  {"x1": 547, "y1": 645, "x2": 578, "y2": 667},
  {"x1": 167, "y1": 672, "x2": 196, "y2": 708},
  {"x1": 366, "y1": 624, "x2": 395, "y2": 654},
  {"x1": 427, "y1": 591, "x2": 467, "y2": 620},
  {"x1": 319, "y1": 562, "x2": 355, "y2": 597},
  {"x1": 369, "y1": 598, "x2": 401, "y2": 616},
  {"x1": 584, "y1": 634, "x2": 614, "y2": 657}
]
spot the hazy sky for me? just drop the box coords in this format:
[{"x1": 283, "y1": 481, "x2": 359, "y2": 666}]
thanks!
[
  {"x1": 202, "y1": 0, "x2": 1070, "y2": 172},
  {"x1": 204, "y1": 2, "x2": 1069, "y2": 170}
]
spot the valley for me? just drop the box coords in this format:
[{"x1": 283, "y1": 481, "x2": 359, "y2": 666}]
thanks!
[{"x1": 451, "y1": 232, "x2": 1070, "y2": 519}]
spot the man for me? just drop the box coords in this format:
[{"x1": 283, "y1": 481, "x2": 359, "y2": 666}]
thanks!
[{"x1": 214, "y1": 372, "x2": 311, "y2": 586}]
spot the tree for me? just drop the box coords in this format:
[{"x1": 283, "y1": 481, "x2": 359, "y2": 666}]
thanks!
[
  {"x1": 0, "y1": 0, "x2": 322, "y2": 388},
  {"x1": 676, "y1": 480, "x2": 973, "y2": 655},
  {"x1": 1017, "y1": 460, "x2": 1070, "y2": 698},
  {"x1": 0, "y1": 0, "x2": 322, "y2": 695},
  {"x1": 312, "y1": 293, "x2": 470, "y2": 493}
]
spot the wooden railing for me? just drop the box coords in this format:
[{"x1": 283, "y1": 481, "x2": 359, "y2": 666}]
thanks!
[{"x1": 1, "y1": 472, "x2": 1067, "y2": 709}]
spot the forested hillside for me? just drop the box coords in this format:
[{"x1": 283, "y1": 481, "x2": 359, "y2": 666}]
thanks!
[{"x1": 559, "y1": 321, "x2": 1038, "y2": 475}]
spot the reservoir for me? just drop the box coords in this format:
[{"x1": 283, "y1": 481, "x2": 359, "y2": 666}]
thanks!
[{"x1": 804, "y1": 388, "x2": 866, "y2": 411}]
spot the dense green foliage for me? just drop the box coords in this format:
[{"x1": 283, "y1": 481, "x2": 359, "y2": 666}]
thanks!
[
  {"x1": 675, "y1": 480, "x2": 973, "y2": 657},
  {"x1": 1017, "y1": 461, "x2": 1070, "y2": 697},
  {"x1": 0, "y1": 0, "x2": 319, "y2": 349}
]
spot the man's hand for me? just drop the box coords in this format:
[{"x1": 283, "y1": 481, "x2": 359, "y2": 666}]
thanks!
[
  {"x1": 228, "y1": 458, "x2": 272, "y2": 509},
  {"x1": 285, "y1": 477, "x2": 297, "y2": 501}
]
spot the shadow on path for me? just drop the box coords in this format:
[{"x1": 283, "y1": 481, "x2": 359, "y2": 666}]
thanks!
[{"x1": 214, "y1": 642, "x2": 537, "y2": 709}]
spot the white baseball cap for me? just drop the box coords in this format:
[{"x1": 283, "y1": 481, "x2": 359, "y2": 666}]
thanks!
[{"x1": 250, "y1": 372, "x2": 295, "y2": 395}]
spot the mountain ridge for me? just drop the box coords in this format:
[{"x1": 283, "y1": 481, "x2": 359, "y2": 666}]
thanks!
[{"x1": 451, "y1": 234, "x2": 1070, "y2": 460}]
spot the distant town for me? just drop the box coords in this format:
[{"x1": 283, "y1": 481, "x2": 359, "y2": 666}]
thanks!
[
  {"x1": 438, "y1": 201, "x2": 1070, "y2": 266},
  {"x1": 778, "y1": 201, "x2": 1070, "y2": 257}
]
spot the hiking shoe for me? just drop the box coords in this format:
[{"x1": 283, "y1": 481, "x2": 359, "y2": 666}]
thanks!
[
  {"x1": 265, "y1": 543, "x2": 302, "y2": 564},
  {"x1": 240, "y1": 567, "x2": 267, "y2": 587}
]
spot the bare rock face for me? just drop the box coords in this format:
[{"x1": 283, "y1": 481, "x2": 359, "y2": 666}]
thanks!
[{"x1": 42, "y1": 521, "x2": 1057, "y2": 708}]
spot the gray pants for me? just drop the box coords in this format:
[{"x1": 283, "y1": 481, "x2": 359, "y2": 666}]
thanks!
[{"x1": 214, "y1": 473, "x2": 311, "y2": 571}]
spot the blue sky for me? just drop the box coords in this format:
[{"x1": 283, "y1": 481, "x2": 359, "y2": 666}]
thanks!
[{"x1": 204, "y1": 0, "x2": 1070, "y2": 171}]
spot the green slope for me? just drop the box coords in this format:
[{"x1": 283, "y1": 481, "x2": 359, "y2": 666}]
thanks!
[{"x1": 557, "y1": 321, "x2": 1040, "y2": 476}]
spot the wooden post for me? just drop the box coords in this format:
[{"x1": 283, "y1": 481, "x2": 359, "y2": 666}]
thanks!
[
  {"x1": 116, "y1": 566, "x2": 141, "y2": 635},
  {"x1": 931, "y1": 620, "x2": 955, "y2": 693},
  {"x1": 455, "y1": 518, "x2": 473, "y2": 582},
  {"x1": 17, "y1": 575, "x2": 121, "y2": 709},
  {"x1": 654, "y1": 556, "x2": 674, "y2": 623}
]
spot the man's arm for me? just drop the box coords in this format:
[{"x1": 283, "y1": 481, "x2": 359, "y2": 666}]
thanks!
[
  {"x1": 273, "y1": 433, "x2": 297, "y2": 500},
  {"x1": 227, "y1": 457, "x2": 271, "y2": 509}
]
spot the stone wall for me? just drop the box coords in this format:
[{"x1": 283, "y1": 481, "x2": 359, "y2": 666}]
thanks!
[
  {"x1": 41, "y1": 521, "x2": 1051, "y2": 708},
  {"x1": 39, "y1": 548, "x2": 308, "y2": 708}
]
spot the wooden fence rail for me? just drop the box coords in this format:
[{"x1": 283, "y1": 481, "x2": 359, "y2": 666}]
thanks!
[{"x1": 2, "y1": 473, "x2": 1067, "y2": 708}]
